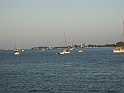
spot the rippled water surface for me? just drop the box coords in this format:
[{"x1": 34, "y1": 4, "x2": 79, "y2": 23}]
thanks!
[{"x1": 0, "y1": 48, "x2": 124, "y2": 93}]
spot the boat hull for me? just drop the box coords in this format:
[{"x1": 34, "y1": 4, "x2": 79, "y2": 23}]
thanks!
[
  {"x1": 14, "y1": 52, "x2": 20, "y2": 55},
  {"x1": 113, "y1": 48, "x2": 124, "y2": 53},
  {"x1": 60, "y1": 49, "x2": 70, "y2": 55},
  {"x1": 78, "y1": 50, "x2": 83, "y2": 52},
  {"x1": 60, "y1": 52, "x2": 70, "y2": 54}
]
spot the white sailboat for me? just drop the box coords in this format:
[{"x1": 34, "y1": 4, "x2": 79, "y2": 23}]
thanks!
[
  {"x1": 21, "y1": 49, "x2": 25, "y2": 52},
  {"x1": 113, "y1": 47, "x2": 124, "y2": 53},
  {"x1": 21, "y1": 43, "x2": 25, "y2": 52},
  {"x1": 113, "y1": 20, "x2": 124, "y2": 53},
  {"x1": 14, "y1": 40, "x2": 20, "y2": 55},
  {"x1": 14, "y1": 50, "x2": 20, "y2": 55},
  {"x1": 60, "y1": 49, "x2": 70, "y2": 54},
  {"x1": 70, "y1": 38, "x2": 75, "y2": 50},
  {"x1": 78, "y1": 49, "x2": 83, "y2": 52},
  {"x1": 60, "y1": 32, "x2": 70, "y2": 55},
  {"x1": 70, "y1": 47, "x2": 75, "y2": 50},
  {"x1": 78, "y1": 44, "x2": 84, "y2": 52}
]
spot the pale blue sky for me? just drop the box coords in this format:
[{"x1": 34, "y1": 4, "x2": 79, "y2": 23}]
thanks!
[{"x1": 0, "y1": 0, "x2": 124, "y2": 49}]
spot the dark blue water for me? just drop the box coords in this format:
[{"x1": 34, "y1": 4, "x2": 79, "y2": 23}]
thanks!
[{"x1": 0, "y1": 48, "x2": 124, "y2": 93}]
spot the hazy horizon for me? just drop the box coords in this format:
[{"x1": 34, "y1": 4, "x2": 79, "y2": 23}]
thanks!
[{"x1": 0, "y1": 0, "x2": 124, "y2": 49}]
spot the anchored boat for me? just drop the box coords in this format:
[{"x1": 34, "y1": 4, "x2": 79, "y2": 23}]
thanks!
[
  {"x1": 60, "y1": 49, "x2": 70, "y2": 54},
  {"x1": 14, "y1": 40, "x2": 20, "y2": 55},
  {"x1": 113, "y1": 20, "x2": 124, "y2": 53}
]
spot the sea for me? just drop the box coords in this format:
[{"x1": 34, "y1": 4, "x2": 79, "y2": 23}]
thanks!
[{"x1": 0, "y1": 47, "x2": 124, "y2": 93}]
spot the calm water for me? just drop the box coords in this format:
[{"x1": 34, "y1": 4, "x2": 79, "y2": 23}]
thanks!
[{"x1": 0, "y1": 48, "x2": 124, "y2": 93}]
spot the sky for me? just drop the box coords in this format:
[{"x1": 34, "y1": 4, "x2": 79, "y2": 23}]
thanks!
[{"x1": 0, "y1": 0, "x2": 124, "y2": 49}]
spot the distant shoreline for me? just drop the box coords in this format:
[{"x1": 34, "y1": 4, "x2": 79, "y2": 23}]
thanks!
[{"x1": 1, "y1": 41, "x2": 124, "y2": 50}]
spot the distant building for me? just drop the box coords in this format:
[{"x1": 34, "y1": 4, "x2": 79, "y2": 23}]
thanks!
[{"x1": 115, "y1": 41, "x2": 124, "y2": 47}]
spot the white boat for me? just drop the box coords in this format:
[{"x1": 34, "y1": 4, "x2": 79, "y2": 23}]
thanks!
[
  {"x1": 14, "y1": 50, "x2": 20, "y2": 55},
  {"x1": 70, "y1": 47, "x2": 75, "y2": 50},
  {"x1": 21, "y1": 49, "x2": 25, "y2": 52},
  {"x1": 113, "y1": 20, "x2": 124, "y2": 53},
  {"x1": 78, "y1": 49, "x2": 83, "y2": 52},
  {"x1": 59, "y1": 32, "x2": 70, "y2": 54},
  {"x1": 70, "y1": 38, "x2": 75, "y2": 50},
  {"x1": 14, "y1": 40, "x2": 20, "y2": 55},
  {"x1": 113, "y1": 47, "x2": 124, "y2": 53},
  {"x1": 42, "y1": 48, "x2": 45, "y2": 51},
  {"x1": 60, "y1": 49, "x2": 70, "y2": 54}
]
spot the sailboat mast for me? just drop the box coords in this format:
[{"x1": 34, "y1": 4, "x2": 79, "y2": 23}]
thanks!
[
  {"x1": 17, "y1": 40, "x2": 18, "y2": 50},
  {"x1": 64, "y1": 32, "x2": 67, "y2": 47},
  {"x1": 123, "y1": 20, "x2": 124, "y2": 43},
  {"x1": 71, "y1": 38, "x2": 73, "y2": 47}
]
